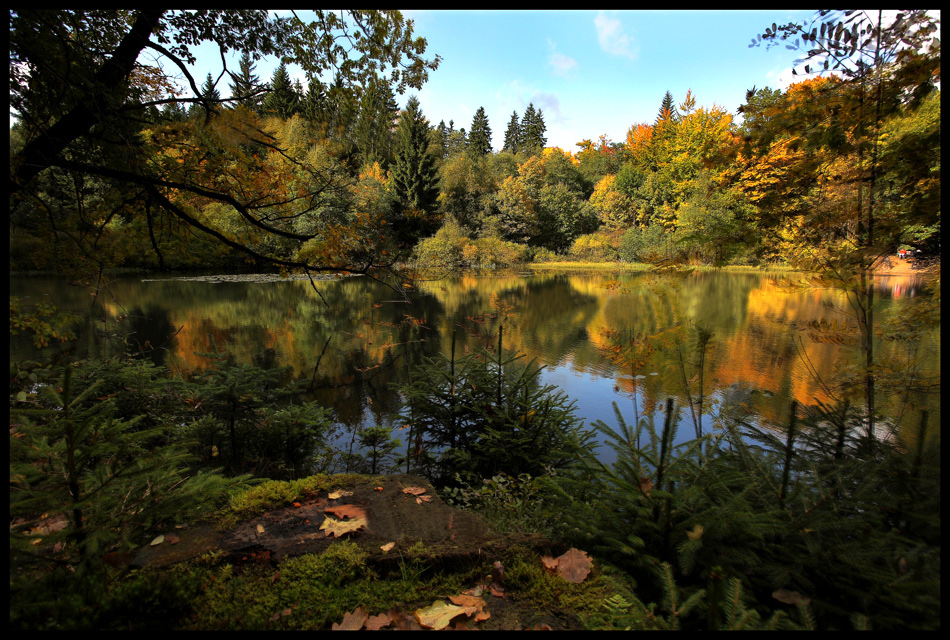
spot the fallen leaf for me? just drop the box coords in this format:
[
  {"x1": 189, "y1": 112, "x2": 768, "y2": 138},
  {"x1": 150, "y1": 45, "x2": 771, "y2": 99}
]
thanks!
[
  {"x1": 320, "y1": 515, "x2": 368, "y2": 538},
  {"x1": 414, "y1": 600, "x2": 476, "y2": 630},
  {"x1": 165, "y1": 534, "x2": 180, "y2": 545},
  {"x1": 545, "y1": 548, "x2": 593, "y2": 584},
  {"x1": 149, "y1": 534, "x2": 165, "y2": 546},
  {"x1": 324, "y1": 504, "x2": 368, "y2": 520},
  {"x1": 332, "y1": 605, "x2": 368, "y2": 630},
  {"x1": 449, "y1": 595, "x2": 490, "y2": 622},
  {"x1": 402, "y1": 486, "x2": 427, "y2": 496},
  {"x1": 381, "y1": 542, "x2": 395, "y2": 553},
  {"x1": 256, "y1": 524, "x2": 266, "y2": 534},
  {"x1": 364, "y1": 612, "x2": 393, "y2": 630},
  {"x1": 526, "y1": 623, "x2": 553, "y2": 630},
  {"x1": 292, "y1": 502, "x2": 302, "y2": 508},
  {"x1": 328, "y1": 490, "x2": 354, "y2": 500}
]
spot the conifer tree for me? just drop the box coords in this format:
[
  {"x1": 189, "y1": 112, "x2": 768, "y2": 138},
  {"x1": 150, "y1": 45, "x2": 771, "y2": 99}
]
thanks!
[
  {"x1": 324, "y1": 72, "x2": 358, "y2": 146},
  {"x1": 503, "y1": 110, "x2": 521, "y2": 154},
  {"x1": 355, "y1": 78, "x2": 399, "y2": 168},
  {"x1": 519, "y1": 102, "x2": 547, "y2": 154},
  {"x1": 227, "y1": 50, "x2": 263, "y2": 113},
  {"x1": 654, "y1": 90, "x2": 679, "y2": 138},
  {"x1": 189, "y1": 73, "x2": 221, "y2": 118},
  {"x1": 467, "y1": 106, "x2": 493, "y2": 157},
  {"x1": 263, "y1": 62, "x2": 299, "y2": 119},
  {"x1": 391, "y1": 95, "x2": 440, "y2": 215},
  {"x1": 300, "y1": 76, "x2": 326, "y2": 128}
]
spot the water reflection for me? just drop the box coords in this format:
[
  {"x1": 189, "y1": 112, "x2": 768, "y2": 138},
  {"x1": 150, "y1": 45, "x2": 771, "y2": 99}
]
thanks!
[{"x1": 10, "y1": 270, "x2": 939, "y2": 461}]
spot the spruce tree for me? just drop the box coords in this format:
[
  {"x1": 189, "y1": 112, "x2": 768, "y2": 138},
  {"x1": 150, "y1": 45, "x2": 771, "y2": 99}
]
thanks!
[
  {"x1": 654, "y1": 90, "x2": 679, "y2": 139},
  {"x1": 227, "y1": 50, "x2": 263, "y2": 113},
  {"x1": 189, "y1": 73, "x2": 221, "y2": 118},
  {"x1": 263, "y1": 62, "x2": 299, "y2": 119},
  {"x1": 467, "y1": 106, "x2": 493, "y2": 157},
  {"x1": 300, "y1": 76, "x2": 326, "y2": 128},
  {"x1": 519, "y1": 102, "x2": 547, "y2": 154},
  {"x1": 503, "y1": 110, "x2": 521, "y2": 154},
  {"x1": 391, "y1": 95, "x2": 440, "y2": 215},
  {"x1": 355, "y1": 78, "x2": 399, "y2": 168}
]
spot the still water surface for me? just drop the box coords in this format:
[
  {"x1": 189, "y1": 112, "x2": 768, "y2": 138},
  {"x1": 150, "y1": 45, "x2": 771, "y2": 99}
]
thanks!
[{"x1": 10, "y1": 269, "x2": 938, "y2": 463}]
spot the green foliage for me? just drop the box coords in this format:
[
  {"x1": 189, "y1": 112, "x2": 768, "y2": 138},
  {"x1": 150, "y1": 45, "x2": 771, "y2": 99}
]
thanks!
[
  {"x1": 549, "y1": 395, "x2": 941, "y2": 630},
  {"x1": 618, "y1": 222, "x2": 675, "y2": 264},
  {"x1": 10, "y1": 367, "x2": 248, "y2": 579},
  {"x1": 395, "y1": 327, "x2": 593, "y2": 487},
  {"x1": 10, "y1": 296, "x2": 81, "y2": 349},
  {"x1": 467, "y1": 106, "x2": 493, "y2": 157}
]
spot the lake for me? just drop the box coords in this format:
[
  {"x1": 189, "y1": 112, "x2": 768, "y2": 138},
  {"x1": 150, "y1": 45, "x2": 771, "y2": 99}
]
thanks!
[{"x1": 10, "y1": 268, "x2": 939, "y2": 464}]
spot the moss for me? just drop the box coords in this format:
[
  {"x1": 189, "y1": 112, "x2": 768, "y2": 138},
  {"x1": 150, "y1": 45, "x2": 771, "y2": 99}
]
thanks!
[{"x1": 218, "y1": 473, "x2": 380, "y2": 529}]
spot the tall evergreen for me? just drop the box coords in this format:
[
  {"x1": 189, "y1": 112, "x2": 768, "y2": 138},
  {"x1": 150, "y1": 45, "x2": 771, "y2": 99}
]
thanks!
[
  {"x1": 227, "y1": 51, "x2": 263, "y2": 113},
  {"x1": 503, "y1": 110, "x2": 521, "y2": 154},
  {"x1": 391, "y1": 95, "x2": 440, "y2": 215},
  {"x1": 325, "y1": 72, "x2": 358, "y2": 146},
  {"x1": 263, "y1": 62, "x2": 299, "y2": 119},
  {"x1": 467, "y1": 106, "x2": 493, "y2": 157},
  {"x1": 435, "y1": 120, "x2": 449, "y2": 159},
  {"x1": 189, "y1": 73, "x2": 221, "y2": 118},
  {"x1": 654, "y1": 90, "x2": 679, "y2": 138},
  {"x1": 519, "y1": 102, "x2": 547, "y2": 154},
  {"x1": 355, "y1": 78, "x2": 399, "y2": 168},
  {"x1": 300, "y1": 76, "x2": 326, "y2": 128}
]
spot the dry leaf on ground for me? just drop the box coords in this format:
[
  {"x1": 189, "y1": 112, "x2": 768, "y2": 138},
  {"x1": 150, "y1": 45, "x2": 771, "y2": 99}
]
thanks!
[
  {"x1": 380, "y1": 542, "x2": 395, "y2": 552},
  {"x1": 414, "y1": 600, "x2": 477, "y2": 630},
  {"x1": 364, "y1": 612, "x2": 393, "y2": 630},
  {"x1": 320, "y1": 515, "x2": 368, "y2": 538},
  {"x1": 401, "y1": 486, "x2": 427, "y2": 496},
  {"x1": 542, "y1": 548, "x2": 593, "y2": 584},
  {"x1": 328, "y1": 490, "x2": 354, "y2": 500},
  {"x1": 331, "y1": 605, "x2": 368, "y2": 630}
]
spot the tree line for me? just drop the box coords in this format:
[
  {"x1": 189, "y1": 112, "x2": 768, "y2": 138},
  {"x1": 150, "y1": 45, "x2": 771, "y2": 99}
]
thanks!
[{"x1": 9, "y1": 10, "x2": 940, "y2": 280}]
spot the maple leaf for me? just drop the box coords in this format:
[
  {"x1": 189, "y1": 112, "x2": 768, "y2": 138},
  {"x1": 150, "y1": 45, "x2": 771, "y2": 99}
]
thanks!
[
  {"x1": 414, "y1": 600, "x2": 477, "y2": 630},
  {"x1": 320, "y1": 515, "x2": 367, "y2": 538},
  {"x1": 331, "y1": 605, "x2": 368, "y2": 630}
]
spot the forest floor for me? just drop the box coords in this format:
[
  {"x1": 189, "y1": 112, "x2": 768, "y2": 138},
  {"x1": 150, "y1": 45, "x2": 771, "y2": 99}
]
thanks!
[{"x1": 127, "y1": 474, "x2": 622, "y2": 630}]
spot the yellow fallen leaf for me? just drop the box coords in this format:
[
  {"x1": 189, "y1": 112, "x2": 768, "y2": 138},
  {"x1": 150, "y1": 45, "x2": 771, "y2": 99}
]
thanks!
[
  {"x1": 256, "y1": 524, "x2": 265, "y2": 534},
  {"x1": 320, "y1": 515, "x2": 368, "y2": 538},
  {"x1": 381, "y1": 542, "x2": 395, "y2": 552},
  {"x1": 414, "y1": 600, "x2": 476, "y2": 630},
  {"x1": 150, "y1": 534, "x2": 165, "y2": 546},
  {"x1": 328, "y1": 490, "x2": 354, "y2": 500}
]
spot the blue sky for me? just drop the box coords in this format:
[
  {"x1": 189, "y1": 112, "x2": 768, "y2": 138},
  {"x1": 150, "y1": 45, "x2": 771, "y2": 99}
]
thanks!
[{"x1": 177, "y1": 10, "x2": 819, "y2": 151}]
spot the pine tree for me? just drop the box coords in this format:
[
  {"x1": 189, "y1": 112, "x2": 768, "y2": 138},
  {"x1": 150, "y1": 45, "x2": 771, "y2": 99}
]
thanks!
[
  {"x1": 519, "y1": 103, "x2": 547, "y2": 154},
  {"x1": 467, "y1": 106, "x2": 493, "y2": 157},
  {"x1": 263, "y1": 62, "x2": 299, "y2": 119},
  {"x1": 503, "y1": 110, "x2": 521, "y2": 154},
  {"x1": 227, "y1": 50, "x2": 263, "y2": 113},
  {"x1": 355, "y1": 78, "x2": 399, "y2": 168},
  {"x1": 391, "y1": 95, "x2": 440, "y2": 215},
  {"x1": 300, "y1": 76, "x2": 326, "y2": 127},
  {"x1": 325, "y1": 72, "x2": 358, "y2": 146},
  {"x1": 189, "y1": 73, "x2": 222, "y2": 118},
  {"x1": 654, "y1": 90, "x2": 679, "y2": 138}
]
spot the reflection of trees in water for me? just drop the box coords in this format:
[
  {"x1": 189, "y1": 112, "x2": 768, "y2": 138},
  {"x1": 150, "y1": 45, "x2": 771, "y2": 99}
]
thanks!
[{"x1": 9, "y1": 271, "x2": 938, "y2": 435}]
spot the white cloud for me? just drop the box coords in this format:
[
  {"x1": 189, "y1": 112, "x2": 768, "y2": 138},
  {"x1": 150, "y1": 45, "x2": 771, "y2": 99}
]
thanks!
[
  {"x1": 594, "y1": 11, "x2": 637, "y2": 60},
  {"x1": 547, "y1": 39, "x2": 578, "y2": 79}
]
